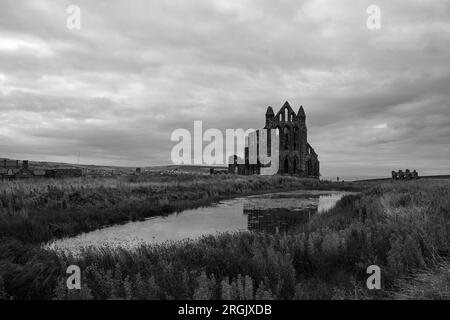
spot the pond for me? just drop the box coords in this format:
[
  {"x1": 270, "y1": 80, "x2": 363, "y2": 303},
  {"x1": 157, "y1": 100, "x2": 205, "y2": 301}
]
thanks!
[{"x1": 46, "y1": 190, "x2": 352, "y2": 252}]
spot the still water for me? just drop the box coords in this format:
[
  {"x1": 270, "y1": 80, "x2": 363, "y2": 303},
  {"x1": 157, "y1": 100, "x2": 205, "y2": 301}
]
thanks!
[{"x1": 47, "y1": 190, "x2": 351, "y2": 251}]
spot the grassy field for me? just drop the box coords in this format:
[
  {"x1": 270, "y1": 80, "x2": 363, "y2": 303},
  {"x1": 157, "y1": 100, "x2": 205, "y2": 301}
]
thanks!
[{"x1": 0, "y1": 175, "x2": 449, "y2": 300}]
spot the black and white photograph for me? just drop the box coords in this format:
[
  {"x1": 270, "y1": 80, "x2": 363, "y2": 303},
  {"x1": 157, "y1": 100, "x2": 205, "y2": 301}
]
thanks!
[{"x1": 0, "y1": 0, "x2": 449, "y2": 308}]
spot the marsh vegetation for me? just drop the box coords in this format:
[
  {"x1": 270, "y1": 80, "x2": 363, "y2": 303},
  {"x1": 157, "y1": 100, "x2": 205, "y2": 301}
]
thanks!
[{"x1": 0, "y1": 175, "x2": 448, "y2": 300}]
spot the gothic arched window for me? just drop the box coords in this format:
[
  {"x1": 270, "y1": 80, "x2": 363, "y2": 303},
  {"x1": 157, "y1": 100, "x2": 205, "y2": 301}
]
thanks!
[
  {"x1": 293, "y1": 127, "x2": 299, "y2": 150},
  {"x1": 284, "y1": 127, "x2": 290, "y2": 150},
  {"x1": 284, "y1": 157, "x2": 289, "y2": 174}
]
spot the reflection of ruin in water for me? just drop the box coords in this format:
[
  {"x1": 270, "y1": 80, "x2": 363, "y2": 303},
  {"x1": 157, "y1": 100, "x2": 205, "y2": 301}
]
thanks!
[
  {"x1": 244, "y1": 194, "x2": 321, "y2": 234},
  {"x1": 245, "y1": 208, "x2": 315, "y2": 234}
]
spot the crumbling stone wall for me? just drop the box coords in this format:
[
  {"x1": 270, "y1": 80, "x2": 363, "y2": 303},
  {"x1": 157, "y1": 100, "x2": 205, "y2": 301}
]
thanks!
[
  {"x1": 229, "y1": 101, "x2": 320, "y2": 178},
  {"x1": 264, "y1": 101, "x2": 320, "y2": 177}
]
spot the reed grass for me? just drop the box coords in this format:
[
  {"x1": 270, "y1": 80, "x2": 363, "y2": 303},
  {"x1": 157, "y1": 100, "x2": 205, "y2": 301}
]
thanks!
[{"x1": 1, "y1": 178, "x2": 448, "y2": 300}]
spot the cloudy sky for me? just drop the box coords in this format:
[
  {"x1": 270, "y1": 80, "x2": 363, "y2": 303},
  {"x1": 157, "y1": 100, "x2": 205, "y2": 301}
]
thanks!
[{"x1": 0, "y1": 0, "x2": 449, "y2": 178}]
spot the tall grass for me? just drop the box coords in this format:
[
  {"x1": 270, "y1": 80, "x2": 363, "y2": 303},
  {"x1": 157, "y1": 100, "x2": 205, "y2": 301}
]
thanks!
[
  {"x1": 1, "y1": 179, "x2": 448, "y2": 299},
  {"x1": 393, "y1": 262, "x2": 450, "y2": 300}
]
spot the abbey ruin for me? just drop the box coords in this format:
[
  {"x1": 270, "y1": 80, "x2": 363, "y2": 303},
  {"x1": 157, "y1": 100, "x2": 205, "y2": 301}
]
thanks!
[{"x1": 228, "y1": 101, "x2": 320, "y2": 178}]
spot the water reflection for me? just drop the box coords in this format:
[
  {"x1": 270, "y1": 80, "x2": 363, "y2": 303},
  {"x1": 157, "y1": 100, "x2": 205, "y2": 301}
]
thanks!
[
  {"x1": 246, "y1": 209, "x2": 311, "y2": 234},
  {"x1": 46, "y1": 190, "x2": 352, "y2": 251},
  {"x1": 244, "y1": 192, "x2": 346, "y2": 234}
]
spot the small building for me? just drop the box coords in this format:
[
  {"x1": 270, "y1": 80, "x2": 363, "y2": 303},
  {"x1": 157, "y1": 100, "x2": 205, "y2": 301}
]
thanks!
[
  {"x1": 0, "y1": 159, "x2": 28, "y2": 180},
  {"x1": 1, "y1": 158, "x2": 86, "y2": 180}
]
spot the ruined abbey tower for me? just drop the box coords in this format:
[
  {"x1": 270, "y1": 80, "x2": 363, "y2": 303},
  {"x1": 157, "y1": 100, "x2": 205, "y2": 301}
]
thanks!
[
  {"x1": 229, "y1": 101, "x2": 320, "y2": 177},
  {"x1": 265, "y1": 101, "x2": 320, "y2": 177}
]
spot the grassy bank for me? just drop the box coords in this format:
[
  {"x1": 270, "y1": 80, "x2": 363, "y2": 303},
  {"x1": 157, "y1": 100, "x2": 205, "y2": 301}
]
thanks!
[{"x1": 1, "y1": 178, "x2": 449, "y2": 299}]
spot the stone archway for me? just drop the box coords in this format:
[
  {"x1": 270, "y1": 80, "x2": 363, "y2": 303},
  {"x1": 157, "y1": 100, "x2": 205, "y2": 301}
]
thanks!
[
  {"x1": 293, "y1": 126, "x2": 299, "y2": 150},
  {"x1": 283, "y1": 127, "x2": 290, "y2": 150},
  {"x1": 293, "y1": 158, "x2": 297, "y2": 174},
  {"x1": 284, "y1": 157, "x2": 289, "y2": 174},
  {"x1": 306, "y1": 159, "x2": 313, "y2": 176}
]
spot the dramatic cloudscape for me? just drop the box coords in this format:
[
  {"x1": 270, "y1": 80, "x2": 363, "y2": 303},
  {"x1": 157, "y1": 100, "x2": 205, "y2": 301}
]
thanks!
[{"x1": 0, "y1": 0, "x2": 449, "y2": 178}]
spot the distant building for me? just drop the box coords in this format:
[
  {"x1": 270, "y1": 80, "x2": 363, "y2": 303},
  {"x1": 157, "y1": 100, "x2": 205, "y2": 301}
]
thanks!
[
  {"x1": 228, "y1": 101, "x2": 320, "y2": 177},
  {"x1": 0, "y1": 159, "x2": 32, "y2": 180},
  {"x1": 392, "y1": 169, "x2": 419, "y2": 180},
  {"x1": 0, "y1": 158, "x2": 83, "y2": 180}
]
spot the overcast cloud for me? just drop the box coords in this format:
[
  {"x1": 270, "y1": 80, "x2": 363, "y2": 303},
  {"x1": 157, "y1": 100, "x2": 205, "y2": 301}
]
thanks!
[{"x1": 0, "y1": 0, "x2": 449, "y2": 177}]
